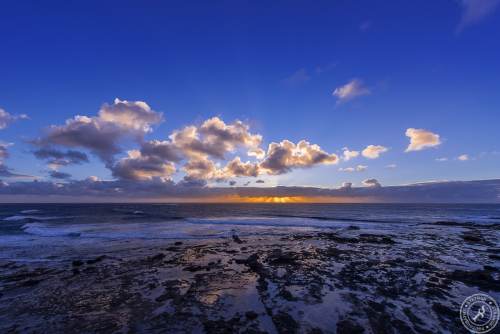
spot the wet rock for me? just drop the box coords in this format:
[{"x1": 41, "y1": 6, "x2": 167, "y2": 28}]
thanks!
[
  {"x1": 245, "y1": 311, "x2": 259, "y2": 320},
  {"x1": 278, "y1": 288, "x2": 297, "y2": 301},
  {"x1": 174, "y1": 241, "x2": 183, "y2": 246},
  {"x1": 336, "y1": 319, "x2": 365, "y2": 334},
  {"x1": 232, "y1": 234, "x2": 244, "y2": 244},
  {"x1": 149, "y1": 253, "x2": 165, "y2": 261},
  {"x1": 447, "y1": 268, "x2": 500, "y2": 291},
  {"x1": 272, "y1": 311, "x2": 299, "y2": 333},
  {"x1": 72, "y1": 260, "x2": 84, "y2": 267},
  {"x1": 86, "y1": 255, "x2": 106, "y2": 265},
  {"x1": 359, "y1": 234, "x2": 395, "y2": 244}
]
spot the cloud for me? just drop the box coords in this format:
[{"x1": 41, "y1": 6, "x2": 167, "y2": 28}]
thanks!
[
  {"x1": 362, "y1": 145, "x2": 388, "y2": 159},
  {"x1": 33, "y1": 148, "x2": 89, "y2": 169},
  {"x1": 339, "y1": 182, "x2": 353, "y2": 190},
  {"x1": 283, "y1": 68, "x2": 310, "y2": 86},
  {"x1": 111, "y1": 149, "x2": 176, "y2": 181},
  {"x1": 248, "y1": 147, "x2": 265, "y2": 160},
  {"x1": 224, "y1": 157, "x2": 260, "y2": 177},
  {"x1": 332, "y1": 79, "x2": 370, "y2": 103},
  {"x1": 405, "y1": 128, "x2": 441, "y2": 152},
  {"x1": 436, "y1": 157, "x2": 448, "y2": 162},
  {"x1": 339, "y1": 165, "x2": 367, "y2": 172},
  {"x1": 182, "y1": 156, "x2": 224, "y2": 183},
  {"x1": 385, "y1": 164, "x2": 397, "y2": 169},
  {"x1": 458, "y1": 154, "x2": 469, "y2": 161},
  {"x1": 49, "y1": 170, "x2": 72, "y2": 180},
  {"x1": 2, "y1": 178, "x2": 497, "y2": 203},
  {"x1": 362, "y1": 178, "x2": 381, "y2": 187},
  {"x1": 34, "y1": 98, "x2": 163, "y2": 163},
  {"x1": 260, "y1": 140, "x2": 338, "y2": 175},
  {"x1": 0, "y1": 163, "x2": 34, "y2": 179},
  {"x1": 0, "y1": 108, "x2": 28, "y2": 130},
  {"x1": 170, "y1": 117, "x2": 262, "y2": 160},
  {"x1": 0, "y1": 143, "x2": 10, "y2": 160},
  {"x1": 342, "y1": 148, "x2": 359, "y2": 161},
  {"x1": 457, "y1": 0, "x2": 500, "y2": 31}
]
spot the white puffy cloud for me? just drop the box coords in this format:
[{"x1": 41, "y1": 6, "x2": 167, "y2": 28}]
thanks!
[
  {"x1": 170, "y1": 117, "x2": 262, "y2": 160},
  {"x1": 0, "y1": 108, "x2": 28, "y2": 130},
  {"x1": 342, "y1": 148, "x2": 359, "y2": 161},
  {"x1": 332, "y1": 79, "x2": 370, "y2": 103},
  {"x1": 405, "y1": 128, "x2": 441, "y2": 152},
  {"x1": 36, "y1": 98, "x2": 163, "y2": 163},
  {"x1": 458, "y1": 154, "x2": 469, "y2": 161},
  {"x1": 223, "y1": 157, "x2": 260, "y2": 177},
  {"x1": 362, "y1": 145, "x2": 388, "y2": 159},
  {"x1": 260, "y1": 140, "x2": 338, "y2": 175}
]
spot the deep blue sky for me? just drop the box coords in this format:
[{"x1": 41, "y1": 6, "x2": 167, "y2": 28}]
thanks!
[{"x1": 1, "y1": 0, "x2": 499, "y2": 189}]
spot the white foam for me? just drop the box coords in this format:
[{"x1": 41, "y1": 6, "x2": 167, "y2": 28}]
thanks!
[
  {"x1": 3, "y1": 215, "x2": 64, "y2": 222},
  {"x1": 20, "y1": 209, "x2": 40, "y2": 214}
]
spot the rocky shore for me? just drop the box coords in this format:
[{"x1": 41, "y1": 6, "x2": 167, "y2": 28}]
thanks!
[{"x1": 0, "y1": 221, "x2": 499, "y2": 333}]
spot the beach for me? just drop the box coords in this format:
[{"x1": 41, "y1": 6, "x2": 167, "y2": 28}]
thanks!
[{"x1": 0, "y1": 204, "x2": 499, "y2": 333}]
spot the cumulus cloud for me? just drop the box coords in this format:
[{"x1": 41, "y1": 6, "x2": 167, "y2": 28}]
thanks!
[
  {"x1": 0, "y1": 108, "x2": 28, "y2": 130},
  {"x1": 339, "y1": 182, "x2": 353, "y2": 190},
  {"x1": 260, "y1": 140, "x2": 338, "y2": 175},
  {"x1": 170, "y1": 117, "x2": 262, "y2": 160},
  {"x1": 332, "y1": 79, "x2": 370, "y2": 103},
  {"x1": 458, "y1": 154, "x2": 469, "y2": 161},
  {"x1": 362, "y1": 178, "x2": 381, "y2": 187},
  {"x1": 405, "y1": 128, "x2": 441, "y2": 152},
  {"x1": 362, "y1": 145, "x2": 388, "y2": 159},
  {"x1": 111, "y1": 150, "x2": 176, "y2": 181},
  {"x1": 457, "y1": 0, "x2": 500, "y2": 31},
  {"x1": 224, "y1": 157, "x2": 260, "y2": 178},
  {"x1": 35, "y1": 98, "x2": 163, "y2": 163},
  {"x1": 342, "y1": 148, "x2": 359, "y2": 161},
  {"x1": 248, "y1": 147, "x2": 266, "y2": 160},
  {"x1": 182, "y1": 156, "x2": 224, "y2": 183}
]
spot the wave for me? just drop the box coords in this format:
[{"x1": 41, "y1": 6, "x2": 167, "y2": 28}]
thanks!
[
  {"x1": 3, "y1": 215, "x2": 65, "y2": 222},
  {"x1": 20, "y1": 209, "x2": 40, "y2": 214}
]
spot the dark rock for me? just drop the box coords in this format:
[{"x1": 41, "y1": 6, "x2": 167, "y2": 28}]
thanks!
[
  {"x1": 232, "y1": 234, "x2": 244, "y2": 244},
  {"x1": 174, "y1": 241, "x2": 183, "y2": 246},
  {"x1": 272, "y1": 311, "x2": 299, "y2": 333},
  {"x1": 72, "y1": 260, "x2": 84, "y2": 267},
  {"x1": 448, "y1": 268, "x2": 500, "y2": 291},
  {"x1": 86, "y1": 255, "x2": 106, "y2": 264},
  {"x1": 245, "y1": 311, "x2": 259, "y2": 320},
  {"x1": 337, "y1": 319, "x2": 365, "y2": 334}
]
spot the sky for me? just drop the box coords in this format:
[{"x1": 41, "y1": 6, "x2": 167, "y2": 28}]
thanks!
[{"x1": 0, "y1": 0, "x2": 499, "y2": 202}]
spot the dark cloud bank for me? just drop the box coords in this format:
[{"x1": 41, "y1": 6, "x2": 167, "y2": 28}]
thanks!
[{"x1": 0, "y1": 179, "x2": 498, "y2": 203}]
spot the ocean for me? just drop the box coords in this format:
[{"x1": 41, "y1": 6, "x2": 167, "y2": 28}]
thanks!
[{"x1": 1, "y1": 203, "x2": 500, "y2": 241}]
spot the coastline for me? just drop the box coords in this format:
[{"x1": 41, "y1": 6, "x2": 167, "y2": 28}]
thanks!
[{"x1": 1, "y1": 221, "x2": 499, "y2": 333}]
